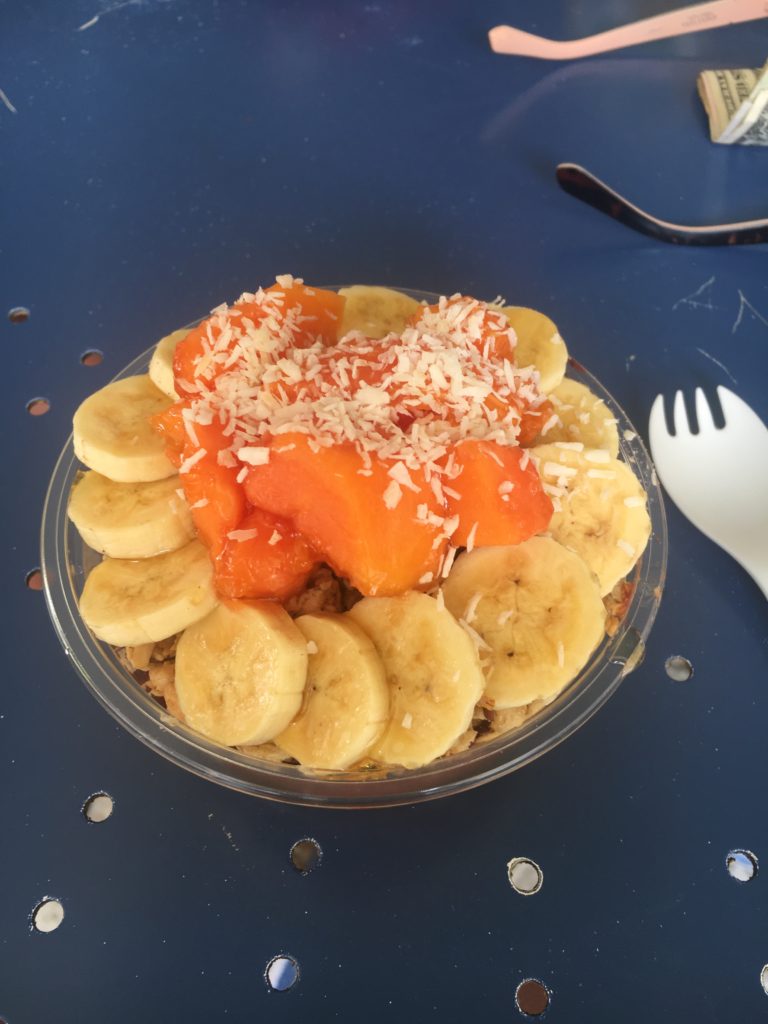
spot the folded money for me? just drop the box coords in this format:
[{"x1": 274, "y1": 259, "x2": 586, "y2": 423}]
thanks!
[{"x1": 697, "y1": 60, "x2": 768, "y2": 145}]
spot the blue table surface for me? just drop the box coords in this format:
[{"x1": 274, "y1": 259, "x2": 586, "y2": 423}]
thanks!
[{"x1": 2, "y1": 2, "x2": 767, "y2": 1021}]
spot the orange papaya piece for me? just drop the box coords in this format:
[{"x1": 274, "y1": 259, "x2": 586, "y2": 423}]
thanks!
[
  {"x1": 446, "y1": 440, "x2": 552, "y2": 547},
  {"x1": 172, "y1": 299, "x2": 266, "y2": 397},
  {"x1": 181, "y1": 457, "x2": 246, "y2": 556},
  {"x1": 517, "y1": 396, "x2": 554, "y2": 447},
  {"x1": 482, "y1": 392, "x2": 554, "y2": 448},
  {"x1": 244, "y1": 434, "x2": 447, "y2": 596},
  {"x1": 149, "y1": 399, "x2": 193, "y2": 468},
  {"x1": 173, "y1": 285, "x2": 345, "y2": 396},
  {"x1": 265, "y1": 281, "x2": 345, "y2": 347},
  {"x1": 177, "y1": 421, "x2": 246, "y2": 555},
  {"x1": 214, "y1": 507, "x2": 318, "y2": 600}
]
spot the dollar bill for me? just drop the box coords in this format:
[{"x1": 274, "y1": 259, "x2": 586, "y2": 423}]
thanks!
[{"x1": 697, "y1": 60, "x2": 768, "y2": 146}]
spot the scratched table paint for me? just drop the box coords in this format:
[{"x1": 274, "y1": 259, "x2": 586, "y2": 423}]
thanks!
[{"x1": 2, "y1": 3, "x2": 768, "y2": 1021}]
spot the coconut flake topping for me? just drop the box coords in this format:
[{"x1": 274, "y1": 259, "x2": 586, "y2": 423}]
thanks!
[{"x1": 176, "y1": 281, "x2": 550, "y2": 506}]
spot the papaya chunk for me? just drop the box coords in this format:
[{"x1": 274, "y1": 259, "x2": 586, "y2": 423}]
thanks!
[
  {"x1": 446, "y1": 440, "x2": 552, "y2": 547},
  {"x1": 518, "y1": 397, "x2": 554, "y2": 447},
  {"x1": 173, "y1": 300, "x2": 266, "y2": 397},
  {"x1": 149, "y1": 286, "x2": 558, "y2": 601},
  {"x1": 178, "y1": 421, "x2": 246, "y2": 555},
  {"x1": 483, "y1": 394, "x2": 554, "y2": 448},
  {"x1": 173, "y1": 283, "x2": 344, "y2": 397},
  {"x1": 149, "y1": 401, "x2": 189, "y2": 469},
  {"x1": 244, "y1": 434, "x2": 447, "y2": 596},
  {"x1": 214, "y1": 507, "x2": 318, "y2": 600},
  {"x1": 265, "y1": 281, "x2": 345, "y2": 347}
]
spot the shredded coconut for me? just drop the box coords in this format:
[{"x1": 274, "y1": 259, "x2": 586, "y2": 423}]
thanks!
[
  {"x1": 466, "y1": 522, "x2": 479, "y2": 553},
  {"x1": 440, "y1": 545, "x2": 458, "y2": 578},
  {"x1": 540, "y1": 413, "x2": 560, "y2": 435},
  {"x1": 227, "y1": 528, "x2": 259, "y2": 542},
  {"x1": 383, "y1": 479, "x2": 403, "y2": 510},
  {"x1": 237, "y1": 447, "x2": 270, "y2": 466},
  {"x1": 459, "y1": 618, "x2": 492, "y2": 651},
  {"x1": 464, "y1": 592, "x2": 483, "y2": 624},
  {"x1": 171, "y1": 282, "x2": 555, "y2": 532},
  {"x1": 179, "y1": 448, "x2": 207, "y2": 474},
  {"x1": 542, "y1": 461, "x2": 577, "y2": 479},
  {"x1": 585, "y1": 449, "x2": 611, "y2": 464},
  {"x1": 217, "y1": 448, "x2": 238, "y2": 468},
  {"x1": 388, "y1": 461, "x2": 421, "y2": 492}
]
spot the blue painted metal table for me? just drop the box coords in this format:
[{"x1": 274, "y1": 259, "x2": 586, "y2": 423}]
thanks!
[{"x1": 3, "y1": 2, "x2": 767, "y2": 1020}]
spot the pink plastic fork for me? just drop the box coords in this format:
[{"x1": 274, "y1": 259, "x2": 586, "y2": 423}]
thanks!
[{"x1": 489, "y1": 0, "x2": 768, "y2": 60}]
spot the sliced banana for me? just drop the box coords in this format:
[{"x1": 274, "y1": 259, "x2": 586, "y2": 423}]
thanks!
[
  {"x1": 534, "y1": 378, "x2": 619, "y2": 456},
  {"x1": 73, "y1": 374, "x2": 176, "y2": 483},
  {"x1": 275, "y1": 613, "x2": 389, "y2": 770},
  {"x1": 79, "y1": 539, "x2": 217, "y2": 647},
  {"x1": 68, "y1": 470, "x2": 195, "y2": 559},
  {"x1": 175, "y1": 600, "x2": 308, "y2": 747},
  {"x1": 502, "y1": 305, "x2": 568, "y2": 393},
  {"x1": 148, "y1": 328, "x2": 188, "y2": 400},
  {"x1": 442, "y1": 537, "x2": 606, "y2": 709},
  {"x1": 347, "y1": 591, "x2": 484, "y2": 769},
  {"x1": 532, "y1": 443, "x2": 651, "y2": 596},
  {"x1": 338, "y1": 285, "x2": 421, "y2": 339}
]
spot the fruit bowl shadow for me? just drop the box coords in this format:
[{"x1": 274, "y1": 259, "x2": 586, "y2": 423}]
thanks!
[{"x1": 41, "y1": 289, "x2": 667, "y2": 808}]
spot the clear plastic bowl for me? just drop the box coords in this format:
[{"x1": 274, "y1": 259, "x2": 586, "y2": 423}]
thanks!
[{"x1": 41, "y1": 289, "x2": 667, "y2": 808}]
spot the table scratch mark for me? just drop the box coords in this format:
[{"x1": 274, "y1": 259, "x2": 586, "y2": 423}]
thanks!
[
  {"x1": 672, "y1": 276, "x2": 717, "y2": 312},
  {"x1": 77, "y1": 0, "x2": 147, "y2": 32},
  {"x1": 0, "y1": 89, "x2": 17, "y2": 114},
  {"x1": 732, "y1": 290, "x2": 768, "y2": 334},
  {"x1": 220, "y1": 824, "x2": 240, "y2": 853},
  {"x1": 207, "y1": 811, "x2": 240, "y2": 853},
  {"x1": 695, "y1": 348, "x2": 737, "y2": 385}
]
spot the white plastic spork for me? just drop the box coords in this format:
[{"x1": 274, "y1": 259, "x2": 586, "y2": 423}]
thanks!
[{"x1": 649, "y1": 387, "x2": 768, "y2": 598}]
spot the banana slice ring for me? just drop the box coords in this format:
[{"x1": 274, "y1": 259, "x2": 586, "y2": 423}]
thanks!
[
  {"x1": 348, "y1": 591, "x2": 485, "y2": 768},
  {"x1": 442, "y1": 537, "x2": 606, "y2": 709},
  {"x1": 73, "y1": 375, "x2": 176, "y2": 483},
  {"x1": 532, "y1": 443, "x2": 651, "y2": 595}
]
